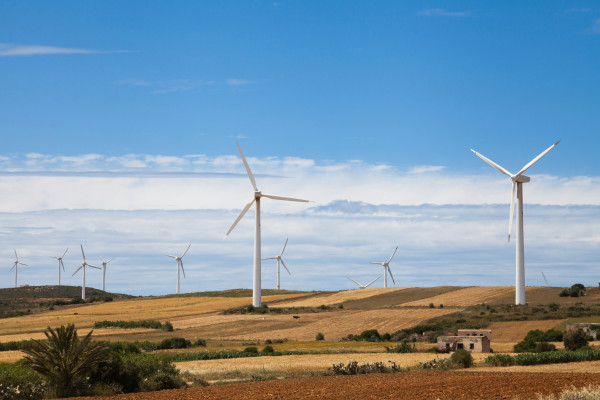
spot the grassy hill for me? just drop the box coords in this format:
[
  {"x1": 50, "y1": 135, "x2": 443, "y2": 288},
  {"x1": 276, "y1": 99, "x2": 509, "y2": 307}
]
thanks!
[{"x1": 0, "y1": 285, "x2": 133, "y2": 319}]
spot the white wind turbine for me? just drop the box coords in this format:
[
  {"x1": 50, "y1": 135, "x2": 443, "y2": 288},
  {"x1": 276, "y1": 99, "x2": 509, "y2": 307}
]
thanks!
[
  {"x1": 226, "y1": 142, "x2": 309, "y2": 307},
  {"x1": 370, "y1": 246, "x2": 398, "y2": 288},
  {"x1": 471, "y1": 141, "x2": 559, "y2": 305},
  {"x1": 99, "y1": 257, "x2": 115, "y2": 292},
  {"x1": 542, "y1": 271, "x2": 550, "y2": 287},
  {"x1": 262, "y1": 238, "x2": 292, "y2": 290},
  {"x1": 52, "y1": 248, "x2": 68, "y2": 286},
  {"x1": 166, "y1": 244, "x2": 190, "y2": 295},
  {"x1": 10, "y1": 250, "x2": 28, "y2": 288},
  {"x1": 72, "y1": 245, "x2": 100, "y2": 300},
  {"x1": 346, "y1": 275, "x2": 382, "y2": 289}
]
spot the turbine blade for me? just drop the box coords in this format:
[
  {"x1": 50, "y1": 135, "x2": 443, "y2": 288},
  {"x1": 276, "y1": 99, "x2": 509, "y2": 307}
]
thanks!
[
  {"x1": 10, "y1": 264, "x2": 15, "y2": 271},
  {"x1": 280, "y1": 258, "x2": 291, "y2": 275},
  {"x1": 14, "y1": 249, "x2": 17, "y2": 260},
  {"x1": 388, "y1": 246, "x2": 398, "y2": 264},
  {"x1": 180, "y1": 260, "x2": 186, "y2": 278},
  {"x1": 19, "y1": 262, "x2": 28, "y2": 266},
  {"x1": 262, "y1": 194, "x2": 309, "y2": 202},
  {"x1": 470, "y1": 149, "x2": 513, "y2": 177},
  {"x1": 236, "y1": 142, "x2": 258, "y2": 192},
  {"x1": 508, "y1": 181, "x2": 516, "y2": 242},
  {"x1": 369, "y1": 262, "x2": 385, "y2": 266},
  {"x1": 166, "y1": 255, "x2": 177, "y2": 259},
  {"x1": 60, "y1": 260, "x2": 65, "y2": 271},
  {"x1": 280, "y1": 238, "x2": 288, "y2": 256},
  {"x1": 365, "y1": 275, "x2": 383, "y2": 287},
  {"x1": 516, "y1": 141, "x2": 560, "y2": 176},
  {"x1": 107, "y1": 257, "x2": 114, "y2": 263},
  {"x1": 181, "y1": 243, "x2": 191, "y2": 258},
  {"x1": 225, "y1": 198, "x2": 255, "y2": 236},
  {"x1": 62, "y1": 248, "x2": 68, "y2": 258},
  {"x1": 387, "y1": 266, "x2": 396, "y2": 285},
  {"x1": 80, "y1": 244, "x2": 86, "y2": 262},
  {"x1": 346, "y1": 276, "x2": 362, "y2": 287},
  {"x1": 72, "y1": 265, "x2": 83, "y2": 276},
  {"x1": 262, "y1": 257, "x2": 278, "y2": 260},
  {"x1": 87, "y1": 263, "x2": 100, "y2": 269}
]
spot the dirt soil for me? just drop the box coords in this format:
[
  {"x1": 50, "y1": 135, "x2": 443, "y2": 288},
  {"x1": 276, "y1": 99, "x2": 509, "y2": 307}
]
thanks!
[{"x1": 63, "y1": 371, "x2": 600, "y2": 400}]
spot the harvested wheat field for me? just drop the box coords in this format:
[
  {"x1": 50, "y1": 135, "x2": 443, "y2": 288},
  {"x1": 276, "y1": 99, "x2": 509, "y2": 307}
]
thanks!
[
  {"x1": 274, "y1": 287, "x2": 409, "y2": 308},
  {"x1": 176, "y1": 352, "x2": 489, "y2": 375},
  {"x1": 0, "y1": 350, "x2": 25, "y2": 363},
  {"x1": 60, "y1": 371, "x2": 600, "y2": 400},
  {"x1": 401, "y1": 286, "x2": 516, "y2": 307},
  {"x1": 0, "y1": 294, "x2": 304, "y2": 338},
  {"x1": 171, "y1": 308, "x2": 455, "y2": 341}
]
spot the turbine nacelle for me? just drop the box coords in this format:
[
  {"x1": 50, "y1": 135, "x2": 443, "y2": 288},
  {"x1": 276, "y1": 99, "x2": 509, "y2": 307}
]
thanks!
[{"x1": 511, "y1": 175, "x2": 530, "y2": 183}]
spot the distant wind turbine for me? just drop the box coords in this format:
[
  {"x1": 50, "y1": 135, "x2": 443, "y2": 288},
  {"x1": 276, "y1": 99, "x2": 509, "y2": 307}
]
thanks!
[
  {"x1": 52, "y1": 248, "x2": 68, "y2": 286},
  {"x1": 100, "y1": 257, "x2": 115, "y2": 292},
  {"x1": 225, "y1": 142, "x2": 309, "y2": 307},
  {"x1": 73, "y1": 245, "x2": 100, "y2": 300},
  {"x1": 346, "y1": 275, "x2": 382, "y2": 289},
  {"x1": 166, "y1": 244, "x2": 190, "y2": 295},
  {"x1": 370, "y1": 246, "x2": 398, "y2": 288},
  {"x1": 262, "y1": 238, "x2": 292, "y2": 290},
  {"x1": 10, "y1": 250, "x2": 28, "y2": 288},
  {"x1": 542, "y1": 271, "x2": 550, "y2": 287},
  {"x1": 471, "y1": 141, "x2": 559, "y2": 305}
]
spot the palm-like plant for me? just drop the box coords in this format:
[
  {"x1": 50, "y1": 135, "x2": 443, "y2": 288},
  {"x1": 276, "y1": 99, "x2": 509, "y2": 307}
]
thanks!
[{"x1": 23, "y1": 324, "x2": 108, "y2": 395}]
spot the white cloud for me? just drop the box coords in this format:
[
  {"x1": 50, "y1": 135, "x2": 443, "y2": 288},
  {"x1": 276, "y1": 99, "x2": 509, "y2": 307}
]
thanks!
[
  {"x1": 418, "y1": 9, "x2": 470, "y2": 17},
  {"x1": 0, "y1": 43, "x2": 118, "y2": 57},
  {"x1": 226, "y1": 79, "x2": 256, "y2": 86},
  {"x1": 409, "y1": 165, "x2": 445, "y2": 174}
]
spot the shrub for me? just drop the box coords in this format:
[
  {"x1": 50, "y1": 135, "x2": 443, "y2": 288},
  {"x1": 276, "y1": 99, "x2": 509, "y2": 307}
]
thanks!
[
  {"x1": 262, "y1": 345, "x2": 274, "y2": 353},
  {"x1": 264, "y1": 339, "x2": 272, "y2": 344},
  {"x1": 193, "y1": 339, "x2": 207, "y2": 347},
  {"x1": 419, "y1": 358, "x2": 455, "y2": 370},
  {"x1": 22, "y1": 324, "x2": 109, "y2": 397},
  {"x1": 359, "y1": 329, "x2": 381, "y2": 342},
  {"x1": 450, "y1": 349, "x2": 473, "y2": 368},
  {"x1": 316, "y1": 332, "x2": 325, "y2": 341},
  {"x1": 514, "y1": 329, "x2": 563, "y2": 352},
  {"x1": 243, "y1": 346, "x2": 258, "y2": 354},
  {"x1": 564, "y1": 328, "x2": 588, "y2": 351},
  {"x1": 485, "y1": 354, "x2": 514, "y2": 366},
  {"x1": 0, "y1": 361, "x2": 47, "y2": 400},
  {"x1": 429, "y1": 303, "x2": 434, "y2": 308},
  {"x1": 331, "y1": 361, "x2": 404, "y2": 375},
  {"x1": 385, "y1": 340, "x2": 415, "y2": 353},
  {"x1": 159, "y1": 337, "x2": 191, "y2": 350}
]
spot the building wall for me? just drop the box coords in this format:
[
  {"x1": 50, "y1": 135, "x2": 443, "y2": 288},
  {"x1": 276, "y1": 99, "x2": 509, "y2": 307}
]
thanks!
[
  {"x1": 437, "y1": 335, "x2": 491, "y2": 353},
  {"x1": 567, "y1": 323, "x2": 600, "y2": 340},
  {"x1": 457, "y1": 329, "x2": 492, "y2": 341}
]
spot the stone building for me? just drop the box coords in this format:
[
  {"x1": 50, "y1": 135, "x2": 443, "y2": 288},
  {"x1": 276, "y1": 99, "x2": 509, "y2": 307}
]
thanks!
[
  {"x1": 436, "y1": 329, "x2": 492, "y2": 353},
  {"x1": 567, "y1": 323, "x2": 600, "y2": 340},
  {"x1": 457, "y1": 329, "x2": 492, "y2": 341}
]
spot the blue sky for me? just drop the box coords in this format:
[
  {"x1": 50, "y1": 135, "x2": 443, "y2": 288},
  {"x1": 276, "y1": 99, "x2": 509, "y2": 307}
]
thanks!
[{"x1": 0, "y1": 2, "x2": 598, "y2": 294}]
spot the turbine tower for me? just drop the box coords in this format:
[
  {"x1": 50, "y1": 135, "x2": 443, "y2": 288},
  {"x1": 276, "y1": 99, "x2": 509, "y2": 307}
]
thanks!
[
  {"x1": 226, "y1": 142, "x2": 309, "y2": 307},
  {"x1": 52, "y1": 248, "x2": 68, "y2": 286},
  {"x1": 99, "y1": 257, "x2": 114, "y2": 292},
  {"x1": 262, "y1": 238, "x2": 292, "y2": 290},
  {"x1": 73, "y1": 245, "x2": 100, "y2": 300},
  {"x1": 471, "y1": 141, "x2": 559, "y2": 305},
  {"x1": 10, "y1": 250, "x2": 28, "y2": 288},
  {"x1": 346, "y1": 275, "x2": 382, "y2": 289},
  {"x1": 166, "y1": 244, "x2": 190, "y2": 295},
  {"x1": 370, "y1": 246, "x2": 398, "y2": 288}
]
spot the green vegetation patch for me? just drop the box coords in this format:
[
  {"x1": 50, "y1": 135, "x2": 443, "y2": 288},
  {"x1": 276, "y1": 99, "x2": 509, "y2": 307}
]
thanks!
[
  {"x1": 486, "y1": 349, "x2": 600, "y2": 366},
  {"x1": 94, "y1": 320, "x2": 174, "y2": 331}
]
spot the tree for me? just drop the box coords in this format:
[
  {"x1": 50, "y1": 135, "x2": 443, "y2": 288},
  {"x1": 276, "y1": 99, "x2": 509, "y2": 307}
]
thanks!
[
  {"x1": 563, "y1": 328, "x2": 588, "y2": 351},
  {"x1": 22, "y1": 324, "x2": 108, "y2": 396}
]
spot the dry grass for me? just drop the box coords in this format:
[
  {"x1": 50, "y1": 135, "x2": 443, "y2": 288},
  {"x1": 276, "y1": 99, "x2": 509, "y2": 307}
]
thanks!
[
  {"x1": 0, "y1": 294, "x2": 304, "y2": 338},
  {"x1": 487, "y1": 320, "x2": 564, "y2": 343},
  {"x1": 401, "y1": 286, "x2": 516, "y2": 307},
  {"x1": 169, "y1": 308, "x2": 456, "y2": 341},
  {"x1": 274, "y1": 287, "x2": 410, "y2": 308},
  {"x1": 176, "y1": 352, "x2": 490, "y2": 375},
  {"x1": 474, "y1": 360, "x2": 600, "y2": 374},
  {"x1": 0, "y1": 351, "x2": 25, "y2": 363}
]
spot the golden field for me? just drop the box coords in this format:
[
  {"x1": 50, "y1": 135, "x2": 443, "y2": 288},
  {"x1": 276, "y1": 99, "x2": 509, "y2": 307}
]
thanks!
[
  {"x1": 274, "y1": 287, "x2": 409, "y2": 308},
  {"x1": 401, "y1": 286, "x2": 516, "y2": 307}
]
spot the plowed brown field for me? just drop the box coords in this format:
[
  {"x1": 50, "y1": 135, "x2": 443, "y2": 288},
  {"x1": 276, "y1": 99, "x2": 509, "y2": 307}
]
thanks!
[{"x1": 62, "y1": 371, "x2": 600, "y2": 400}]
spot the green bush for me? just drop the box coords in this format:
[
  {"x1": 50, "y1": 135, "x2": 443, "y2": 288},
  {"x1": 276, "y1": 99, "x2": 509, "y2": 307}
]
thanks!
[
  {"x1": 385, "y1": 340, "x2": 415, "y2": 353},
  {"x1": 193, "y1": 339, "x2": 207, "y2": 347},
  {"x1": 450, "y1": 349, "x2": 473, "y2": 368},
  {"x1": 485, "y1": 354, "x2": 514, "y2": 366},
  {"x1": 514, "y1": 329, "x2": 563, "y2": 352},
  {"x1": 419, "y1": 358, "x2": 455, "y2": 370},
  {"x1": 159, "y1": 337, "x2": 191, "y2": 350},
  {"x1": 560, "y1": 284, "x2": 586, "y2": 298},
  {"x1": 359, "y1": 329, "x2": 381, "y2": 342},
  {"x1": 262, "y1": 345, "x2": 274, "y2": 353},
  {"x1": 93, "y1": 320, "x2": 173, "y2": 331},
  {"x1": 0, "y1": 361, "x2": 47, "y2": 400},
  {"x1": 243, "y1": 346, "x2": 258, "y2": 354},
  {"x1": 316, "y1": 332, "x2": 325, "y2": 341}
]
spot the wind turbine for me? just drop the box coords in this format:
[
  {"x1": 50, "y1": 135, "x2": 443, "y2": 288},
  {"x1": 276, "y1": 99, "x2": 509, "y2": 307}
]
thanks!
[
  {"x1": 99, "y1": 257, "x2": 115, "y2": 292},
  {"x1": 10, "y1": 250, "x2": 28, "y2": 288},
  {"x1": 346, "y1": 275, "x2": 382, "y2": 289},
  {"x1": 166, "y1": 244, "x2": 190, "y2": 295},
  {"x1": 370, "y1": 246, "x2": 398, "y2": 288},
  {"x1": 262, "y1": 238, "x2": 292, "y2": 290},
  {"x1": 52, "y1": 248, "x2": 68, "y2": 286},
  {"x1": 72, "y1": 245, "x2": 100, "y2": 300},
  {"x1": 471, "y1": 141, "x2": 559, "y2": 305},
  {"x1": 542, "y1": 271, "x2": 550, "y2": 287},
  {"x1": 226, "y1": 142, "x2": 309, "y2": 307}
]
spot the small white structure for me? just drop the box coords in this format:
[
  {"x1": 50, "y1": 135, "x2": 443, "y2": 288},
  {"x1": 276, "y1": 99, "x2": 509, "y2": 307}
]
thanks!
[
  {"x1": 262, "y1": 238, "x2": 292, "y2": 290},
  {"x1": 52, "y1": 248, "x2": 68, "y2": 286},
  {"x1": 225, "y1": 142, "x2": 309, "y2": 307},
  {"x1": 99, "y1": 257, "x2": 115, "y2": 292},
  {"x1": 346, "y1": 275, "x2": 382, "y2": 289},
  {"x1": 10, "y1": 250, "x2": 28, "y2": 288},
  {"x1": 471, "y1": 141, "x2": 559, "y2": 305},
  {"x1": 166, "y1": 244, "x2": 190, "y2": 295},
  {"x1": 73, "y1": 245, "x2": 100, "y2": 300}
]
